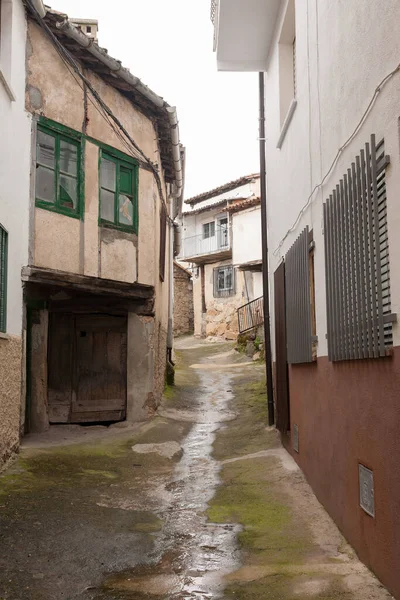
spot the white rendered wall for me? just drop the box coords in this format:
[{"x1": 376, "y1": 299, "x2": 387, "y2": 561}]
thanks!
[
  {"x1": 232, "y1": 206, "x2": 262, "y2": 266},
  {"x1": 264, "y1": 0, "x2": 400, "y2": 358},
  {"x1": 0, "y1": 0, "x2": 31, "y2": 335}
]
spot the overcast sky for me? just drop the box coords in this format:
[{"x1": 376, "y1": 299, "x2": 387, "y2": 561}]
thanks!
[{"x1": 51, "y1": 0, "x2": 260, "y2": 198}]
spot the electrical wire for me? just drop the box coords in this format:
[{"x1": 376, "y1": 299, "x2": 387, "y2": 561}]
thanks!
[
  {"x1": 273, "y1": 60, "x2": 400, "y2": 256},
  {"x1": 27, "y1": 1, "x2": 175, "y2": 224}
]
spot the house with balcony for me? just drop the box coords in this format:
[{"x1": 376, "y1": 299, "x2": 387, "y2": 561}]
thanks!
[
  {"x1": 21, "y1": 6, "x2": 183, "y2": 432},
  {"x1": 180, "y1": 174, "x2": 262, "y2": 339},
  {"x1": 212, "y1": 0, "x2": 400, "y2": 596}
]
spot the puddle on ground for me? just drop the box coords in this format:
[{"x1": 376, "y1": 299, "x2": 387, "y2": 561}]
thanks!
[{"x1": 97, "y1": 369, "x2": 241, "y2": 599}]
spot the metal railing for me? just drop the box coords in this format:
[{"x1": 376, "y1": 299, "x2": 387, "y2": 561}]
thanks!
[
  {"x1": 237, "y1": 296, "x2": 264, "y2": 334},
  {"x1": 182, "y1": 225, "x2": 231, "y2": 259}
]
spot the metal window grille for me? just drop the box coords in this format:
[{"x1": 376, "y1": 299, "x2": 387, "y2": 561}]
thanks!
[
  {"x1": 213, "y1": 265, "x2": 235, "y2": 298},
  {"x1": 210, "y1": 0, "x2": 217, "y2": 23},
  {"x1": 293, "y1": 37, "x2": 297, "y2": 98},
  {"x1": 323, "y1": 134, "x2": 394, "y2": 362},
  {"x1": 0, "y1": 224, "x2": 8, "y2": 333},
  {"x1": 285, "y1": 227, "x2": 313, "y2": 364}
]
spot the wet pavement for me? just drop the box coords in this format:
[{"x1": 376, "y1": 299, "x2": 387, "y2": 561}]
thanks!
[{"x1": 0, "y1": 337, "x2": 393, "y2": 600}]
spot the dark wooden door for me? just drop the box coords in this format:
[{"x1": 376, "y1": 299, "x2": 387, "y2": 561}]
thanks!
[
  {"x1": 274, "y1": 262, "x2": 290, "y2": 433},
  {"x1": 48, "y1": 313, "x2": 74, "y2": 423},
  {"x1": 48, "y1": 313, "x2": 127, "y2": 423}
]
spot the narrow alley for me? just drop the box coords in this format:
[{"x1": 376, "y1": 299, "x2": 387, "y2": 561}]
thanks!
[{"x1": 0, "y1": 339, "x2": 391, "y2": 600}]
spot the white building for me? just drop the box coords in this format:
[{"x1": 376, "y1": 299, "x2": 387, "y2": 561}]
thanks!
[
  {"x1": 0, "y1": 0, "x2": 45, "y2": 466},
  {"x1": 212, "y1": 1, "x2": 400, "y2": 597},
  {"x1": 180, "y1": 174, "x2": 263, "y2": 339}
]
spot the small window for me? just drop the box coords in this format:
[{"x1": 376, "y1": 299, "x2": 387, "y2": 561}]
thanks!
[
  {"x1": 213, "y1": 265, "x2": 235, "y2": 298},
  {"x1": 203, "y1": 221, "x2": 215, "y2": 239},
  {"x1": 0, "y1": 224, "x2": 8, "y2": 333},
  {"x1": 100, "y1": 152, "x2": 138, "y2": 233},
  {"x1": 86, "y1": 25, "x2": 92, "y2": 33},
  {"x1": 35, "y1": 125, "x2": 81, "y2": 218}
]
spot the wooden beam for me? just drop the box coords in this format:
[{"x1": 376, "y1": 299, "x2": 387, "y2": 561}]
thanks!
[{"x1": 22, "y1": 266, "x2": 154, "y2": 300}]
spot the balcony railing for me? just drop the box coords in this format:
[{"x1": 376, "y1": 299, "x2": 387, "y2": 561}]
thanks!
[
  {"x1": 237, "y1": 296, "x2": 264, "y2": 334},
  {"x1": 182, "y1": 225, "x2": 231, "y2": 260}
]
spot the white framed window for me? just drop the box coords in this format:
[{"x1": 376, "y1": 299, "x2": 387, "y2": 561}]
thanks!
[
  {"x1": 203, "y1": 221, "x2": 215, "y2": 240},
  {"x1": 0, "y1": 0, "x2": 15, "y2": 101},
  {"x1": 277, "y1": 0, "x2": 296, "y2": 148}
]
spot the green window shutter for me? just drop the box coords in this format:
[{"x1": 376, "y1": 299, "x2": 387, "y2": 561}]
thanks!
[
  {"x1": 35, "y1": 123, "x2": 82, "y2": 219},
  {"x1": 99, "y1": 151, "x2": 138, "y2": 234},
  {"x1": 0, "y1": 225, "x2": 8, "y2": 333},
  {"x1": 159, "y1": 203, "x2": 167, "y2": 282}
]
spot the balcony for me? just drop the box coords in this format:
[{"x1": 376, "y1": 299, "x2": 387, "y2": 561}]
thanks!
[
  {"x1": 181, "y1": 225, "x2": 232, "y2": 264},
  {"x1": 211, "y1": 0, "x2": 282, "y2": 72}
]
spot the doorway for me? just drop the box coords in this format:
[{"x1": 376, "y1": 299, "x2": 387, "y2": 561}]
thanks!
[{"x1": 48, "y1": 313, "x2": 127, "y2": 423}]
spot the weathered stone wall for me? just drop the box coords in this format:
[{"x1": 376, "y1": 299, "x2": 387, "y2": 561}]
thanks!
[
  {"x1": 205, "y1": 298, "x2": 241, "y2": 340},
  {"x1": 154, "y1": 323, "x2": 168, "y2": 407},
  {"x1": 0, "y1": 336, "x2": 22, "y2": 467},
  {"x1": 173, "y1": 263, "x2": 194, "y2": 337}
]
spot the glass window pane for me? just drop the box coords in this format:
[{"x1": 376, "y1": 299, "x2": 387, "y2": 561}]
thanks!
[
  {"x1": 218, "y1": 269, "x2": 225, "y2": 290},
  {"x1": 60, "y1": 140, "x2": 78, "y2": 176},
  {"x1": 101, "y1": 158, "x2": 116, "y2": 191},
  {"x1": 37, "y1": 131, "x2": 55, "y2": 168},
  {"x1": 36, "y1": 166, "x2": 55, "y2": 203},
  {"x1": 119, "y1": 194, "x2": 133, "y2": 226},
  {"x1": 59, "y1": 174, "x2": 77, "y2": 210},
  {"x1": 100, "y1": 189, "x2": 115, "y2": 222},
  {"x1": 120, "y1": 166, "x2": 132, "y2": 194}
]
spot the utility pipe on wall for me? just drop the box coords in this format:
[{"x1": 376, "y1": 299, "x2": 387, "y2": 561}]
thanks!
[
  {"x1": 259, "y1": 71, "x2": 275, "y2": 426},
  {"x1": 31, "y1": 0, "x2": 47, "y2": 18}
]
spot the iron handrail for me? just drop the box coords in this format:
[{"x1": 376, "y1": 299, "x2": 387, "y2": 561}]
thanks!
[{"x1": 237, "y1": 296, "x2": 264, "y2": 334}]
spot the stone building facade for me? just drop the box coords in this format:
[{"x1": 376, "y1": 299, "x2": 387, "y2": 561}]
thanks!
[
  {"x1": 3, "y1": 6, "x2": 184, "y2": 437},
  {"x1": 173, "y1": 262, "x2": 194, "y2": 336},
  {"x1": 180, "y1": 177, "x2": 263, "y2": 340}
]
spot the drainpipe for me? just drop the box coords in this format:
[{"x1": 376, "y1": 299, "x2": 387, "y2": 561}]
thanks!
[
  {"x1": 259, "y1": 72, "x2": 275, "y2": 426},
  {"x1": 31, "y1": 0, "x2": 47, "y2": 18}
]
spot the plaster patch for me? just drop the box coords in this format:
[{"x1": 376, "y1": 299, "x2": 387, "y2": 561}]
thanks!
[{"x1": 28, "y1": 85, "x2": 43, "y2": 110}]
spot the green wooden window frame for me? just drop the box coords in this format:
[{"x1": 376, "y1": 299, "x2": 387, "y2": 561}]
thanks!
[
  {"x1": 0, "y1": 225, "x2": 8, "y2": 333},
  {"x1": 35, "y1": 123, "x2": 83, "y2": 219},
  {"x1": 99, "y1": 150, "x2": 138, "y2": 234}
]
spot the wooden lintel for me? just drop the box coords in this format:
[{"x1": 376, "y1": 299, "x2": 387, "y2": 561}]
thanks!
[{"x1": 22, "y1": 266, "x2": 154, "y2": 301}]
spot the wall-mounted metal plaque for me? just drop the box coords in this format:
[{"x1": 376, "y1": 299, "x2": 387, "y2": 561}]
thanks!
[
  {"x1": 359, "y1": 464, "x2": 375, "y2": 517},
  {"x1": 293, "y1": 424, "x2": 299, "y2": 453}
]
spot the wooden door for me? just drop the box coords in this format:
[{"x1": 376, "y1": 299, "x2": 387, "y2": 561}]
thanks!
[
  {"x1": 274, "y1": 262, "x2": 290, "y2": 433},
  {"x1": 48, "y1": 313, "x2": 127, "y2": 423},
  {"x1": 48, "y1": 313, "x2": 74, "y2": 423}
]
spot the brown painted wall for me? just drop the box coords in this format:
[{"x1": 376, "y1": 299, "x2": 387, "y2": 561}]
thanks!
[
  {"x1": 0, "y1": 336, "x2": 22, "y2": 467},
  {"x1": 283, "y1": 348, "x2": 400, "y2": 598}
]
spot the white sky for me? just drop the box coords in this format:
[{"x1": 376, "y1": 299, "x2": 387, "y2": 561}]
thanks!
[{"x1": 50, "y1": 0, "x2": 260, "y2": 198}]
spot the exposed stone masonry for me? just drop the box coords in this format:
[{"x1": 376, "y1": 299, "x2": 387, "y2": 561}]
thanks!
[{"x1": 173, "y1": 263, "x2": 194, "y2": 337}]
